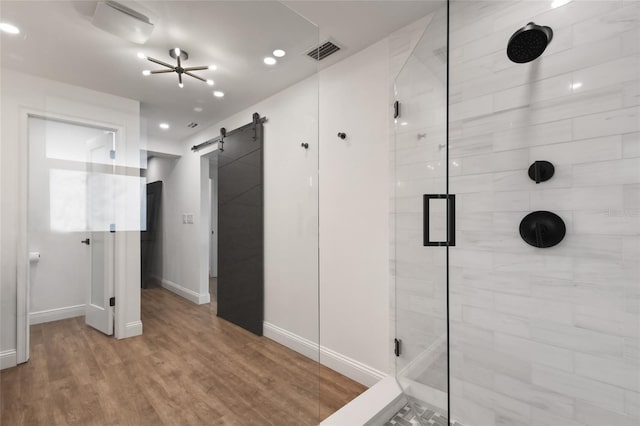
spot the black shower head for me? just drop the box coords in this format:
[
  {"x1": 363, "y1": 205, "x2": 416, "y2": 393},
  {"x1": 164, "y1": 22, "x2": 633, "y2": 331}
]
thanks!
[{"x1": 507, "y1": 22, "x2": 553, "y2": 63}]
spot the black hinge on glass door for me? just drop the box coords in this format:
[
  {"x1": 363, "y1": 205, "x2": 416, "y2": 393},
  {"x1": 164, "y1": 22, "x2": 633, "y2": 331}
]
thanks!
[
  {"x1": 423, "y1": 194, "x2": 456, "y2": 247},
  {"x1": 394, "y1": 338, "x2": 401, "y2": 357},
  {"x1": 109, "y1": 297, "x2": 115, "y2": 307}
]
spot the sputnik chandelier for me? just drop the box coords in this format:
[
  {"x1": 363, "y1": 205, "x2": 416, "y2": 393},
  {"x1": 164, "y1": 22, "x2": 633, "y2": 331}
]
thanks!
[{"x1": 141, "y1": 48, "x2": 216, "y2": 88}]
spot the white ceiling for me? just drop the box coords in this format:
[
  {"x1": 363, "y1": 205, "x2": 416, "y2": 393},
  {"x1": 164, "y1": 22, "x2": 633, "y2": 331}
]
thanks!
[{"x1": 0, "y1": 1, "x2": 437, "y2": 142}]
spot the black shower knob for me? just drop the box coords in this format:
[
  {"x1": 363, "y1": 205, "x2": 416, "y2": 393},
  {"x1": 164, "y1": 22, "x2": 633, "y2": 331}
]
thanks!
[
  {"x1": 528, "y1": 161, "x2": 555, "y2": 184},
  {"x1": 519, "y1": 211, "x2": 566, "y2": 248}
]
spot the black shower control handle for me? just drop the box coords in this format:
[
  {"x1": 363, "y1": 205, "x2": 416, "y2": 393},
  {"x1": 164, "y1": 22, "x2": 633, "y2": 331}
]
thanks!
[
  {"x1": 528, "y1": 161, "x2": 555, "y2": 184},
  {"x1": 520, "y1": 211, "x2": 565, "y2": 248}
]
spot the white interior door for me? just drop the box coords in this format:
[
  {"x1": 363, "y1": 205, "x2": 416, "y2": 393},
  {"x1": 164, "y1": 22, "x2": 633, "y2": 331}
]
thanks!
[
  {"x1": 85, "y1": 230, "x2": 114, "y2": 334},
  {"x1": 84, "y1": 131, "x2": 116, "y2": 335}
]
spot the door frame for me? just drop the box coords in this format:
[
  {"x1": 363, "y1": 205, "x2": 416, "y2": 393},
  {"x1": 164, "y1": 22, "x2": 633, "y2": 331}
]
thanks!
[{"x1": 16, "y1": 108, "x2": 126, "y2": 364}]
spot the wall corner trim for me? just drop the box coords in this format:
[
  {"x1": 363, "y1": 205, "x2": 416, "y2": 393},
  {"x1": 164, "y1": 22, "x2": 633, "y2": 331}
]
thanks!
[
  {"x1": 124, "y1": 320, "x2": 143, "y2": 338},
  {"x1": 198, "y1": 292, "x2": 211, "y2": 304},
  {"x1": 155, "y1": 276, "x2": 210, "y2": 305},
  {"x1": 0, "y1": 350, "x2": 18, "y2": 370},
  {"x1": 263, "y1": 321, "x2": 387, "y2": 387}
]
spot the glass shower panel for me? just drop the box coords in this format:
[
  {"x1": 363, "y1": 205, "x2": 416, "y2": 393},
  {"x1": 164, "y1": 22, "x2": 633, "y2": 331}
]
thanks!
[
  {"x1": 393, "y1": 2, "x2": 450, "y2": 422},
  {"x1": 449, "y1": 1, "x2": 640, "y2": 425}
]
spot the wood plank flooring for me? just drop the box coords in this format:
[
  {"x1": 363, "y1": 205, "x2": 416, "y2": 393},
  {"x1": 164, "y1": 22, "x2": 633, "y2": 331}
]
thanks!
[{"x1": 1, "y1": 285, "x2": 366, "y2": 425}]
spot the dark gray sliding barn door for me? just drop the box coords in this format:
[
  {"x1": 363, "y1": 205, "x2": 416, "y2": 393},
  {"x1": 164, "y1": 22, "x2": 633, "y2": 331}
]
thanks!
[{"x1": 216, "y1": 123, "x2": 264, "y2": 335}]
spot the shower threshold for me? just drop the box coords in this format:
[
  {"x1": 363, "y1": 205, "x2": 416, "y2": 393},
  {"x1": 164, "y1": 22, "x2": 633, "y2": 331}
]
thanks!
[
  {"x1": 384, "y1": 401, "x2": 465, "y2": 426},
  {"x1": 321, "y1": 376, "x2": 465, "y2": 426}
]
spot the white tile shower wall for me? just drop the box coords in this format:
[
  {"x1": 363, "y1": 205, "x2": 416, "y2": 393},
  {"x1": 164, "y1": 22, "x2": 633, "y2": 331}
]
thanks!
[{"x1": 448, "y1": 1, "x2": 640, "y2": 425}]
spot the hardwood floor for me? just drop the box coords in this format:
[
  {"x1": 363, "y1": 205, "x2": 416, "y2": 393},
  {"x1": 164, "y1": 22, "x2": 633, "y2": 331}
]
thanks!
[{"x1": 0, "y1": 286, "x2": 366, "y2": 425}]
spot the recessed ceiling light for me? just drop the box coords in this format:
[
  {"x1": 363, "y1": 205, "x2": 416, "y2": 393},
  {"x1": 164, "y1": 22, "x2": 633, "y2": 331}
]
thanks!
[
  {"x1": 0, "y1": 22, "x2": 20, "y2": 35},
  {"x1": 213, "y1": 91, "x2": 224, "y2": 98},
  {"x1": 194, "y1": 107, "x2": 203, "y2": 112},
  {"x1": 137, "y1": 52, "x2": 146, "y2": 59},
  {"x1": 400, "y1": 122, "x2": 408, "y2": 126},
  {"x1": 142, "y1": 70, "x2": 151, "y2": 76},
  {"x1": 551, "y1": 0, "x2": 571, "y2": 8},
  {"x1": 207, "y1": 79, "x2": 214, "y2": 86},
  {"x1": 273, "y1": 49, "x2": 286, "y2": 58},
  {"x1": 263, "y1": 57, "x2": 277, "y2": 65},
  {"x1": 159, "y1": 123, "x2": 170, "y2": 130},
  {"x1": 208, "y1": 65, "x2": 217, "y2": 71},
  {"x1": 571, "y1": 82, "x2": 583, "y2": 90}
]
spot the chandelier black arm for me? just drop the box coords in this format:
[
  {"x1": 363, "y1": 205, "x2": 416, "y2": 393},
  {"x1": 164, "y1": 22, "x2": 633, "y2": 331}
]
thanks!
[
  {"x1": 150, "y1": 69, "x2": 174, "y2": 74},
  {"x1": 183, "y1": 66, "x2": 209, "y2": 71},
  {"x1": 185, "y1": 71, "x2": 206, "y2": 82},
  {"x1": 147, "y1": 56, "x2": 175, "y2": 69},
  {"x1": 178, "y1": 73, "x2": 183, "y2": 85}
]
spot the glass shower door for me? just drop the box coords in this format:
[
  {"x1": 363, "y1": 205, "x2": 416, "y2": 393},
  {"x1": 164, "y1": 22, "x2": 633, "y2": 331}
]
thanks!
[{"x1": 393, "y1": 2, "x2": 450, "y2": 423}]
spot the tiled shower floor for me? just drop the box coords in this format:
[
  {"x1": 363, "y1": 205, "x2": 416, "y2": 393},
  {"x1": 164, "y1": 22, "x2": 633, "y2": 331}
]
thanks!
[{"x1": 384, "y1": 402, "x2": 464, "y2": 426}]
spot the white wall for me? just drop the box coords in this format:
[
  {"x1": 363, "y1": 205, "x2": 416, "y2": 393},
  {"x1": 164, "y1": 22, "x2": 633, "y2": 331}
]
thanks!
[
  {"x1": 1, "y1": 70, "x2": 142, "y2": 368},
  {"x1": 144, "y1": 136, "x2": 183, "y2": 158},
  {"x1": 318, "y1": 39, "x2": 391, "y2": 383}
]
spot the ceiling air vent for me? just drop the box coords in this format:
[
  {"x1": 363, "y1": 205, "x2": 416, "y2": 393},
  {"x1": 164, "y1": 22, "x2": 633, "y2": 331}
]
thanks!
[
  {"x1": 92, "y1": 1, "x2": 155, "y2": 44},
  {"x1": 187, "y1": 122, "x2": 199, "y2": 129},
  {"x1": 307, "y1": 41, "x2": 341, "y2": 61},
  {"x1": 104, "y1": 1, "x2": 152, "y2": 25}
]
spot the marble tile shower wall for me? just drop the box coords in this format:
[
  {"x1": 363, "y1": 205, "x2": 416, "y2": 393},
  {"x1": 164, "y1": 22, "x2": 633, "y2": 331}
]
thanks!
[{"x1": 448, "y1": 1, "x2": 640, "y2": 426}]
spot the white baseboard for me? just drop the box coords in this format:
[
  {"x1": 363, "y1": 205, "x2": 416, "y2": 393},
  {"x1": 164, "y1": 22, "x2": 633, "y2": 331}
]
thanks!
[
  {"x1": 124, "y1": 320, "x2": 143, "y2": 338},
  {"x1": 263, "y1": 321, "x2": 386, "y2": 388},
  {"x1": 264, "y1": 322, "x2": 319, "y2": 362},
  {"x1": 0, "y1": 350, "x2": 17, "y2": 370},
  {"x1": 320, "y1": 345, "x2": 387, "y2": 388},
  {"x1": 157, "y1": 277, "x2": 210, "y2": 305},
  {"x1": 29, "y1": 304, "x2": 85, "y2": 325}
]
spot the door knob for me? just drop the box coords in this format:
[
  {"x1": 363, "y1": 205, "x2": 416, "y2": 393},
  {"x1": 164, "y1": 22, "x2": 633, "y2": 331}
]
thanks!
[{"x1": 81, "y1": 238, "x2": 90, "y2": 245}]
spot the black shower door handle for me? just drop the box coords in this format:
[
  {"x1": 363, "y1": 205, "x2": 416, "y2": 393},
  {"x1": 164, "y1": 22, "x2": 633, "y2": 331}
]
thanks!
[{"x1": 423, "y1": 194, "x2": 456, "y2": 247}]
